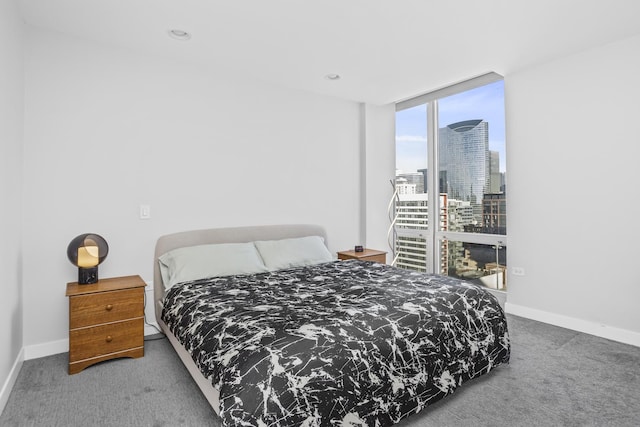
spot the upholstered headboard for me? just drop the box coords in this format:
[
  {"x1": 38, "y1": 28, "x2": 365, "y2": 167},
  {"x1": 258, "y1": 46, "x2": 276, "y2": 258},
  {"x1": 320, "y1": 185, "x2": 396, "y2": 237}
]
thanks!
[{"x1": 153, "y1": 224, "x2": 328, "y2": 326}]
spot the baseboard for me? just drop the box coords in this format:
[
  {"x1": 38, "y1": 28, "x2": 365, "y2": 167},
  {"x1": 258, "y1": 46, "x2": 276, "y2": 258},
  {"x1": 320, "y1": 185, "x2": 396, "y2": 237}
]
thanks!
[
  {"x1": 0, "y1": 347, "x2": 24, "y2": 415},
  {"x1": 505, "y1": 302, "x2": 640, "y2": 348},
  {"x1": 24, "y1": 338, "x2": 68, "y2": 360}
]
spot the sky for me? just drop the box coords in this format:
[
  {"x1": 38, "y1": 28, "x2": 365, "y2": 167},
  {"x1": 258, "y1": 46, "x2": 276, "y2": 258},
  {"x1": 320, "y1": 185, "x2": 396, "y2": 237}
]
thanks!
[{"x1": 395, "y1": 80, "x2": 506, "y2": 174}]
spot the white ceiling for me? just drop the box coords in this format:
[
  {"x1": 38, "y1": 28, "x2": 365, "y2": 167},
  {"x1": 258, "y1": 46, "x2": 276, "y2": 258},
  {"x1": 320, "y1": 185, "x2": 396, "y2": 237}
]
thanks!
[{"x1": 18, "y1": 0, "x2": 640, "y2": 105}]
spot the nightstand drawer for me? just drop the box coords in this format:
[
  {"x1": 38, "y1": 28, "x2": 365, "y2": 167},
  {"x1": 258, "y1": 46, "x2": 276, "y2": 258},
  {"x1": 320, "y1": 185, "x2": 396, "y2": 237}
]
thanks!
[
  {"x1": 69, "y1": 318, "x2": 144, "y2": 362},
  {"x1": 69, "y1": 288, "x2": 144, "y2": 329},
  {"x1": 339, "y1": 253, "x2": 386, "y2": 263}
]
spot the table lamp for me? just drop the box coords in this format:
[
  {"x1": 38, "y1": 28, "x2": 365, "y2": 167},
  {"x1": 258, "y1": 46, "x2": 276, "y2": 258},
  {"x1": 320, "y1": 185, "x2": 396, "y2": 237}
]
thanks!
[{"x1": 67, "y1": 233, "x2": 109, "y2": 284}]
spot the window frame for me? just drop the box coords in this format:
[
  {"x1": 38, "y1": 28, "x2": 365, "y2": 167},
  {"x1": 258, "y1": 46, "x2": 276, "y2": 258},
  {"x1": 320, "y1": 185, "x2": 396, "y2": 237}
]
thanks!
[{"x1": 395, "y1": 72, "x2": 506, "y2": 278}]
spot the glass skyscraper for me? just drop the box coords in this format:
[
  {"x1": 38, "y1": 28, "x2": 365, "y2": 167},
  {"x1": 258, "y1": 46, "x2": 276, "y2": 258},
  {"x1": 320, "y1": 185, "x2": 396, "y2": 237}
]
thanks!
[{"x1": 438, "y1": 119, "x2": 489, "y2": 223}]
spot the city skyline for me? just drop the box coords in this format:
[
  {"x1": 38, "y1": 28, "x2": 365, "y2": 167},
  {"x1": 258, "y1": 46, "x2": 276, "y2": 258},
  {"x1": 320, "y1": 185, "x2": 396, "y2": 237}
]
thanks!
[
  {"x1": 396, "y1": 80, "x2": 506, "y2": 174},
  {"x1": 394, "y1": 80, "x2": 507, "y2": 289}
]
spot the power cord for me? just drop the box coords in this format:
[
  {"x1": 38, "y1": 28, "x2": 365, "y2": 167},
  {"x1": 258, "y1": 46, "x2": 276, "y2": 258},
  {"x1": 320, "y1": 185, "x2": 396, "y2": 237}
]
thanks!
[{"x1": 143, "y1": 288, "x2": 165, "y2": 341}]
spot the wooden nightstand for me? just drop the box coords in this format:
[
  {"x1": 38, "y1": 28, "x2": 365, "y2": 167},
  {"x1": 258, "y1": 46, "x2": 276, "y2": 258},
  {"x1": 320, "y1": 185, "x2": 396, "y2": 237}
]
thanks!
[
  {"x1": 65, "y1": 275, "x2": 146, "y2": 374},
  {"x1": 337, "y1": 248, "x2": 387, "y2": 264}
]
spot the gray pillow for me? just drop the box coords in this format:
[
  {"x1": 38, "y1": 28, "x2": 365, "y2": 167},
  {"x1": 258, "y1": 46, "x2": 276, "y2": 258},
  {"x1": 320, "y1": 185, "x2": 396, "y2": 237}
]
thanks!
[
  {"x1": 158, "y1": 242, "x2": 268, "y2": 290},
  {"x1": 254, "y1": 236, "x2": 333, "y2": 271}
]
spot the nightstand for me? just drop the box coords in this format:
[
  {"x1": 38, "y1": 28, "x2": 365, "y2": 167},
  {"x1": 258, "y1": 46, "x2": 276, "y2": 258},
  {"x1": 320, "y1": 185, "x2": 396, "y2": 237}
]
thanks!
[
  {"x1": 65, "y1": 275, "x2": 146, "y2": 374},
  {"x1": 337, "y1": 248, "x2": 387, "y2": 264}
]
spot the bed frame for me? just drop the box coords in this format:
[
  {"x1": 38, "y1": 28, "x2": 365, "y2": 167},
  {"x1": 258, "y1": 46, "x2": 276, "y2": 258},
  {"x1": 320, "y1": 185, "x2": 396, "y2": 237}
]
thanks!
[{"x1": 153, "y1": 224, "x2": 329, "y2": 415}]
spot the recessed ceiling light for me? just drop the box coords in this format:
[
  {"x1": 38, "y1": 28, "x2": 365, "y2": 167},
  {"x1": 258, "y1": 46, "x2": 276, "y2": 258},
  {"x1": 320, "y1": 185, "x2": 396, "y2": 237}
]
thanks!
[
  {"x1": 325, "y1": 74, "x2": 341, "y2": 80},
  {"x1": 168, "y1": 29, "x2": 191, "y2": 41}
]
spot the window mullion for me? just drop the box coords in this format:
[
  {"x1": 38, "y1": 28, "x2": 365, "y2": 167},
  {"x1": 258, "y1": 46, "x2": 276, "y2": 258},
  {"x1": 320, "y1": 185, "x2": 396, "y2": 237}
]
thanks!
[{"x1": 426, "y1": 100, "x2": 438, "y2": 274}]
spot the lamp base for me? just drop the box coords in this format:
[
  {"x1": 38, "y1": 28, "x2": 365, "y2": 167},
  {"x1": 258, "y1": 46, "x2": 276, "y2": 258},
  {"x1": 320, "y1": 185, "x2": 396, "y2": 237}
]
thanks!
[{"x1": 78, "y1": 267, "x2": 98, "y2": 284}]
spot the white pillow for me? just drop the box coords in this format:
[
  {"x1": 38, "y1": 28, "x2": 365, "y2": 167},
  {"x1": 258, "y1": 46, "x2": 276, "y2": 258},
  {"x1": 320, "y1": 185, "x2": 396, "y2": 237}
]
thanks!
[
  {"x1": 254, "y1": 236, "x2": 333, "y2": 271},
  {"x1": 158, "y1": 242, "x2": 268, "y2": 290}
]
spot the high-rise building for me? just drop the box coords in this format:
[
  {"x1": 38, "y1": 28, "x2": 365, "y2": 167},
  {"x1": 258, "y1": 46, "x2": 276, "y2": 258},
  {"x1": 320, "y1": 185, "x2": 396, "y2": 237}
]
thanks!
[
  {"x1": 416, "y1": 168, "x2": 450, "y2": 195},
  {"x1": 395, "y1": 177, "x2": 417, "y2": 195},
  {"x1": 393, "y1": 193, "x2": 475, "y2": 273},
  {"x1": 489, "y1": 150, "x2": 501, "y2": 193},
  {"x1": 438, "y1": 119, "x2": 489, "y2": 221},
  {"x1": 482, "y1": 192, "x2": 507, "y2": 234},
  {"x1": 395, "y1": 171, "x2": 425, "y2": 194},
  {"x1": 394, "y1": 192, "x2": 429, "y2": 271}
]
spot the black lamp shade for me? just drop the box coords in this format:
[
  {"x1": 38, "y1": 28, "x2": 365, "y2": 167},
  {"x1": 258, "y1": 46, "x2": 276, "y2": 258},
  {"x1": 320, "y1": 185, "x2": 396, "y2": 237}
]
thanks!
[{"x1": 67, "y1": 233, "x2": 109, "y2": 284}]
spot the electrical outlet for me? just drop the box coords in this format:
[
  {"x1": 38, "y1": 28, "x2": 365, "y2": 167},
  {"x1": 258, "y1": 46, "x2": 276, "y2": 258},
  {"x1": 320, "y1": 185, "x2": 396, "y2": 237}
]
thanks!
[{"x1": 512, "y1": 267, "x2": 525, "y2": 276}]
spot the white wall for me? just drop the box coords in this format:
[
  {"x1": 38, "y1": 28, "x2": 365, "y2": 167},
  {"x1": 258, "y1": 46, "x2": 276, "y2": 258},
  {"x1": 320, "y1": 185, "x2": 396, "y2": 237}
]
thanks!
[
  {"x1": 363, "y1": 103, "x2": 396, "y2": 260},
  {"x1": 505, "y1": 34, "x2": 640, "y2": 344},
  {"x1": 22, "y1": 27, "x2": 361, "y2": 349},
  {"x1": 0, "y1": 0, "x2": 25, "y2": 412}
]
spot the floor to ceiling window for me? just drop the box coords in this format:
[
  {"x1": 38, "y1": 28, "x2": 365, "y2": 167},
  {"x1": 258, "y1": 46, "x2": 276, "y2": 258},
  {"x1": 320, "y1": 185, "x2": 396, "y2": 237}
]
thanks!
[{"x1": 394, "y1": 73, "x2": 507, "y2": 291}]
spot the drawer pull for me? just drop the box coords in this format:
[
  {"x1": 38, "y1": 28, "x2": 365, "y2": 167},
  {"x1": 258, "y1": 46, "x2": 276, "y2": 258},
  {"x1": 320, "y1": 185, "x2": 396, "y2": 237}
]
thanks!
[
  {"x1": 105, "y1": 304, "x2": 113, "y2": 311},
  {"x1": 106, "y1": 335, "x2": 113, "y2": 343}
]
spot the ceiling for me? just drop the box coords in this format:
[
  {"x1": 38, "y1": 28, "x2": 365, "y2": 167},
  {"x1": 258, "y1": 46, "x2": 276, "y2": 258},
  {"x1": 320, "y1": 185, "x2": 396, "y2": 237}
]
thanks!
[{"x1": 18, "y1": 0, "x2": 640, "y2": 105}]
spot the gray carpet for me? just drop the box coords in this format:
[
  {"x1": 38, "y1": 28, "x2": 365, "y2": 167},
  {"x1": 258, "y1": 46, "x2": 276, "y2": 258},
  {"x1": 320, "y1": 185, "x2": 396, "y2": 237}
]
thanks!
[{"x1": 1, "y1": 315, "x2": 639, "y2": 426}]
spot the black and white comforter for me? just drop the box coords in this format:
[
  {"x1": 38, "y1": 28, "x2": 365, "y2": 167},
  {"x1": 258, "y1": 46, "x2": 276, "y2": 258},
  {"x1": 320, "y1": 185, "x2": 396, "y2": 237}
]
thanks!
[{"x1": 162, "y1": 259, "x2": 510, "y2": 426}]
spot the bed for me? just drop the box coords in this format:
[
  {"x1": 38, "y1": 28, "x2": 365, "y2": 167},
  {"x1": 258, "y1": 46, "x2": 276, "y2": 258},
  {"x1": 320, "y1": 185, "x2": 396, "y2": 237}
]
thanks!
[{"x1": 153, "y1": 224, "x2": 510, "y2": 426}]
